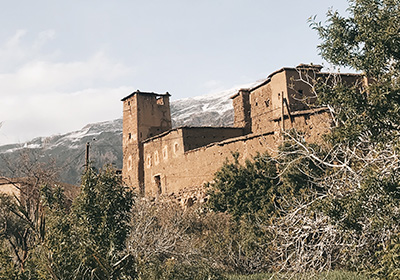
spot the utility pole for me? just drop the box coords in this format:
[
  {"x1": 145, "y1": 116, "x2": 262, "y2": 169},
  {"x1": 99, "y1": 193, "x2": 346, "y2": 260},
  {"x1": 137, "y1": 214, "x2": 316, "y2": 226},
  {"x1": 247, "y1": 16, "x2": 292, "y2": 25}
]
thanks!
[
  {"x1": 85, "y1": 142, "x2": 90, "y2": 171},
  {"x1": 281, "y1": 92, "x2": 285, "y2": 132}
]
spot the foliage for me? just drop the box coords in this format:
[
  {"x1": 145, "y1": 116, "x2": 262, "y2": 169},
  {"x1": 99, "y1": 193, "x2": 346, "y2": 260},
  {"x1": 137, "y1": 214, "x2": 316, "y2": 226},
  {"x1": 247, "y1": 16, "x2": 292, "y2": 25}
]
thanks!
[
  {"x1": 207, "y1": 152, "x2": 279, "y2": 220},
  {"x1": 374, "y1": 233, "x2": 400, "y2": 280},
  {"x1": 127, "y1": 198, "x2": 274, "y2": 277},
  {"x1": 226, "y1": 270, "x2": 370, "y2": 280},
  {"x1": 311, "y1": 0, "x2": 400, "y2": 145},
  {"x1": 45, "y1": 165, "x2": 136, "y2": 279},
  {"x1": 0, "y1": 164, "x2": 136, "y2": 279},
  {"x1": 0, "y1": 150, "x2": 58, "y2": 279},
  {"x1": 138, "y1": 258, "x2": 225, "y2": 280},
  {"x1": 0, "y1": 239, "x2": 18, "y2": 279},
  {"x1": 277, "y1": 132, "x2": 328, "y2": 200},
  {"x1": 73, "y1": 166, "x2": 134, "y2": 254},
  {"x1": 301, "y1": 0, "x2": 400, "y2": 277},
  {"x1": 198, "y1": 211, "x2": 271, "y2": 274},
  {"x1": 128, "y1": 199, "x2": 229, "y2": 279},
  {"x1": 313, "y1": 0, "x2": 400, "y2": 77}
]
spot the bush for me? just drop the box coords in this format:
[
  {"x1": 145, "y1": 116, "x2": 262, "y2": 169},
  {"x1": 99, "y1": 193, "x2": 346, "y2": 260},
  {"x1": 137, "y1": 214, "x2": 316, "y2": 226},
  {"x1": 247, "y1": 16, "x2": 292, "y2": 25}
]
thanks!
[{"x1": 207, "y1": 152, "x2": 279, "y2": 220}]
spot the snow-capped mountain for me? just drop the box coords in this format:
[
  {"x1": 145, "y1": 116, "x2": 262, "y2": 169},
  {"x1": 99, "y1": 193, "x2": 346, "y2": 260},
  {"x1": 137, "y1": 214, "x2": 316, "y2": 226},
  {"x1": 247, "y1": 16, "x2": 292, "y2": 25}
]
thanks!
[
  {"x1": 0, "y1": 82, "x2": 263, "y2": 185},
  {"x1": 0, "y1": 119, "x2": 124, "y2": 185}
]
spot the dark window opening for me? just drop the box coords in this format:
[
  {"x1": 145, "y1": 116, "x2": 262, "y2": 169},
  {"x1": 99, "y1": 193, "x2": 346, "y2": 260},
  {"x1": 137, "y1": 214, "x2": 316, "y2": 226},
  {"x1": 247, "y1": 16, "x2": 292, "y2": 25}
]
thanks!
[
  {"x1": 156, "y1": 96, "x2": 164, "y2": 105},
  {"x1": 265, "y1": 99, "x2": 270, "y2": 107},
  {"x1": 154, "y1": 175, "x2": 161, "y2": 195},
  {"x1": 298, "y1": 89, "x2": 303, "y2": 95},
  {"x1": 128, "y1": 133, "x2": 132, "y2": 139}
]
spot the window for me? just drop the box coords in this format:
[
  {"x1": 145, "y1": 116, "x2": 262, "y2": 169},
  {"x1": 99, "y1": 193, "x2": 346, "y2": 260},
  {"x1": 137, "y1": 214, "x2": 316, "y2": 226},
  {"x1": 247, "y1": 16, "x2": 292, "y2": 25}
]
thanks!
[
  {"x1": 173, "y1": 142, "x2": 179, "y2": 154},
  {"x1": 154, "y1": 151, "x2": 159, "y2": 165},
  {"x1": 154, "y1": 175, "x2": 162, "y2": 195},
  {"x1": 127, "y1": 155, "x2": 133, "y2": 171},
  {"x1": 146, "y1": 155, "x2": 152, "y2": 168},
  {"x1": 163, "y1": 146, "x2": 168, "y2": 159},
  {"x1": 156, "y1": 96, "x2": 164, "y2": 105}
]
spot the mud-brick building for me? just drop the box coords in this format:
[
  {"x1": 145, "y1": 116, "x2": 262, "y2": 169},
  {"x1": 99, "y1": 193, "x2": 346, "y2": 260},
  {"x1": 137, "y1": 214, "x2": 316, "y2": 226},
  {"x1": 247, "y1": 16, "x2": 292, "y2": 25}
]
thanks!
[{"x1": 122, "y1": 64, "x2": 364, "y2": 196}]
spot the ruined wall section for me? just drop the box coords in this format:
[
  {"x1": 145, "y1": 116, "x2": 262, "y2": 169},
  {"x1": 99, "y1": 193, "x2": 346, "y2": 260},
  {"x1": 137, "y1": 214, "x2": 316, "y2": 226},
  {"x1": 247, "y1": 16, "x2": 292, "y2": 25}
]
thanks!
[{"x1": 272, "y1": 109, "x2": 332, "y2": 143}]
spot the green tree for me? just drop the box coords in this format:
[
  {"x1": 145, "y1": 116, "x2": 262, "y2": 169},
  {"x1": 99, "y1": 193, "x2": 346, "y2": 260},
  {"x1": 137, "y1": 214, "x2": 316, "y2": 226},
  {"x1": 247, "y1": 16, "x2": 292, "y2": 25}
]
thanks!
[
  {"x1": 42, "y1": 165, "x2": 136, "y2": 279},
  {"x1": 312, "y1": 0, "x2": 400, "y2": 144},
  {"x1": 207, "y1": 152, "x2": 279, "y2": 220},
  {"x1": 308, "y1": 0, "x2": 400, "y2": 276}
]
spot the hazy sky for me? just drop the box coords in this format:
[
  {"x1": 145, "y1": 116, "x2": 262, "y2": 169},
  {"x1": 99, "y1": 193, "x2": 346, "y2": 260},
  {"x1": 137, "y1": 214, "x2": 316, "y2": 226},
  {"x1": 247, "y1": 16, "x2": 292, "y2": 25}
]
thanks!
[{"x1": 0, "y1": 0, "x2": 349, "y2": 145}]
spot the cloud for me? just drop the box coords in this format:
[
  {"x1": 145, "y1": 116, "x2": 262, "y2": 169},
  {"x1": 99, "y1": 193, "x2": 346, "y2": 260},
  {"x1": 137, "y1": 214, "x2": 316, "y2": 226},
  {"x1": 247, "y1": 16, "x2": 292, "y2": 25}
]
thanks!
[
  {"x1": 1, "y1": 51, "x2": 131, "y2": 94},
  {"x1": 0, "y1": 30, "x2": 135, "y2": 145},
  {"x1": 0, "y1": 86, "x2": 130, "y2": 145},
  {"x1": 33, "y1": 29, "x2": 56, "y2": 49}
]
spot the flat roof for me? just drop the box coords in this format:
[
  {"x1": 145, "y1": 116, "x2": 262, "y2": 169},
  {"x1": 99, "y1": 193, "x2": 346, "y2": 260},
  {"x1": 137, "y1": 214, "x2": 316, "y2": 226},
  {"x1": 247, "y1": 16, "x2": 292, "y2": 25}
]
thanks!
[
  {"x1": 231, "y1": 64, "x2": 362, "y2": 99},
  {"x1": 121, "y1": 90, "x2": 171, "y2": 101}
]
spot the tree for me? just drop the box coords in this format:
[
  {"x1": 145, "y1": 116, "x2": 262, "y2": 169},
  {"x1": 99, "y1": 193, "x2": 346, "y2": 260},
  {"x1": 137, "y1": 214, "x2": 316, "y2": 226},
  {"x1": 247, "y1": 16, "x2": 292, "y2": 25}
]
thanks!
[
  {"x1": 7, "y1": 164, "x2": 137, "y2": 280},
  {"x1": 46, "y1": 165, "x2": 136, "y2": 279},
  {"x1": 0, "y1": 150, "x2": 59, "y2": 278},
  {"x1": 207, "y1": 152, "x2": 279, "y2": 220},
  {"x1": 290, "y1": 0, "x2": 400, "y2": 276},
  {"x1": 311, "y1": 0, "x2": 400, "y2": 144}
]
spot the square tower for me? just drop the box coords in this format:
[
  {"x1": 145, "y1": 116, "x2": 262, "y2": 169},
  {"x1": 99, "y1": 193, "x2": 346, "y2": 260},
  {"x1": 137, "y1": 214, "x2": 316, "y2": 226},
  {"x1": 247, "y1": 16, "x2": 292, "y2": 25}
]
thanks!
[{"x1": 121, "y1": 90, "x2": 172, "y2": 194}]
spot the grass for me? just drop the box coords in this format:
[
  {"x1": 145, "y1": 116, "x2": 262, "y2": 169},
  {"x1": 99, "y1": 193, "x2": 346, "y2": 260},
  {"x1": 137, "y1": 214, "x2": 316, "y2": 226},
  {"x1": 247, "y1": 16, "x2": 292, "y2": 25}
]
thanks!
[{"x1": 226, "y1": 270, "x2": 370, "y2": 280}]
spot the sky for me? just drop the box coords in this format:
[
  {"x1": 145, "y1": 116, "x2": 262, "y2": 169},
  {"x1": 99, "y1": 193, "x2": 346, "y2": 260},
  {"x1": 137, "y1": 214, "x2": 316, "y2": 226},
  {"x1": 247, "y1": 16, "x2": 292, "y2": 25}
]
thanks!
[{"x1": 0, "y1": 0, "x2": 350, "y2": 145}]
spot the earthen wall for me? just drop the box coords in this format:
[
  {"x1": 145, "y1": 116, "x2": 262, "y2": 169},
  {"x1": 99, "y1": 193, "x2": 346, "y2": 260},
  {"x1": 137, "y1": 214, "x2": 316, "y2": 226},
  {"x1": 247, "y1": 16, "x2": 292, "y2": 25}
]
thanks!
[
  {"x1": 122, "y1": 94, "x2": 140, "y2": 189},
  {"x1": 249, "y1": 71, "x2": 288, "y2": 134},
  {"x1": 142, "y1": 110, "x2": 331, "y2": 196},
  {"x1": 233, "y1": 89, "x2": 251, "y2": 134},
  {"x1": 122, "y1": 65, "x2": 363, "y2": 197},
  {"x1": 143, "y1": 131, "x2": 277, "y2": 196},
  {"x1": 181, "y1": 127, "x2": 244, "y2": 151},
  {"x1": 122, "y1": 92, "x2": 172, "y2": 192}
]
